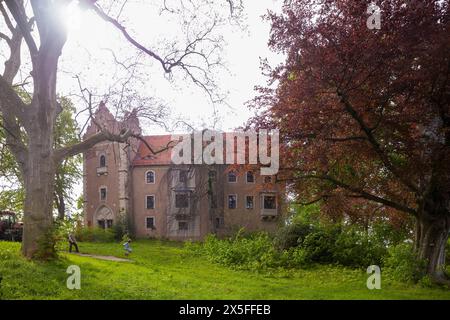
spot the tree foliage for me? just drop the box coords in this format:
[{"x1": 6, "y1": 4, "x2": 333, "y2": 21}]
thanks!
[
  {"x1": 250, "y1": 0, "x2": 450, "y2": 280},
  {"x1": 0, "y1": 95, "x2": 81, "y2": 218}
]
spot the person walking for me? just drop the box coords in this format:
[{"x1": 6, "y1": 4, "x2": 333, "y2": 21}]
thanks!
[
  {"x1": 68, "y1": 233, "x2": 79, "y2": 253},
  {"x1": 123, "y1": 238, "x2": 132, "y2": 256}
]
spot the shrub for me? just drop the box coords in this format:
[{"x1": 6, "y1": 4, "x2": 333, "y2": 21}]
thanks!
[
  {"x1": 273, "y1": 221, "x2": 313, "y2": 250},
  {"x1": 289, "y1": 247, "x2": 309, "y2": 267},
  {"x1": 332, "y1": 225, "x2": 387, "y2": 267},
  {"x1": 384, "y1": 243, "x2": 426, "y2": 283},
  {"x1": 74, "y1": 227, "x2": 115, "y2": 242},
  {"x1": 189, "y1": 218, "x2": 410, "y2": 272},
  {"x1": 33, "y1": 227, "x2": 59, "y2": 260},
  {"x1": 197, "y1": 233, "x2": 284, "y2": 271},
  {"x1": 370, "y1": 221, "x2": 412, "y2": 247},
  {"x1": 113, "y1": 210, "x2": 133, "y2": 241},
  {"x1": 300, "y1": 225, "x2": 339, "y2": 264}
]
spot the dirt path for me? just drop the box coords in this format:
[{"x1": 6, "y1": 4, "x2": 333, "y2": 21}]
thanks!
[{"x1": 71, "y1": 253, "x2": 132, "y2": 262}]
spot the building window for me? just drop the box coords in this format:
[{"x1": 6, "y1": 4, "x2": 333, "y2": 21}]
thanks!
[
  {"x1": 246, "y1": 196, "x2": 254, "y2": 209},
  {"x1": 146, "y1": 195, "x2": 155, "y2": 209},
  {"x1": 100, "y1": 187, "x2": 107, "y2": 201},
  {"x1": 228, "y1": 194, "x2": 237, "y2": 209},
  {"x1": 215, "y1": 217, "x2": 222, "y2": 229},
  {"x1": 179, "y1": 170, "x2": 188, "y2": 183},
  {"x1": 146, "y1": 171, "x2": 155, "y2": 184},
  {"x1": 178, "y1": 221, "x2": 188, "y2": 230},
  {"x1": 246, "y1": 171, "x2": 255, "y2": 183},
  {"x1": 98, "y1": 219, "x2": 113, "y2": 229},
  {"x1": 146, "y1": 217, "x2": 155, "y2": 229},
  {"x1": 228, "y1": 171, "x2": 237, "y2": 183},
  {"x1": 263, "y1": 195, "x2": 277, "y2": 210},
  {"x1": 99, "y1": 155, "x2": 106, "y2": 167},
  {"x1": 175, "y1": 193, "x2": 189, "y2": 208},
  {"x1": 208, "y1": 170, "x2": 217, "y2": 181},
  {"x1": 264, "y1": 176, "x2": 272, "y2": 183}
]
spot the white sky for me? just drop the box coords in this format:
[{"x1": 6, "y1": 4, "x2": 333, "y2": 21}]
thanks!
[{"x1": 58, "y1": 0, "x2": 285, "y2": 134}]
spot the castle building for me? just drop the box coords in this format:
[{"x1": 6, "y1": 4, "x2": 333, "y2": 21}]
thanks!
[{"x1": 83, "y1": 103, "x2": 284, "y2": 240}]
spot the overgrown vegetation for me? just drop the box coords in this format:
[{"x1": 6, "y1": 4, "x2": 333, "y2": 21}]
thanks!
[
  {"x1": 1, "y1": 240, "x2": 449, "y2": 299},
  {"x1": 186, "y1": 206, "x2": 443, "y2": 285},
  {"x1": 74, "y1": 227, "x2": 116, "y2": 243}
]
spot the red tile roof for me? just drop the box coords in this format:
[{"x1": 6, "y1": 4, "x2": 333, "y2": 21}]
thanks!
[
  {"x1": 132, "y1": 132, "x2": 270, "y2": 166},
  {"x1": 132, "y1": 135, "x2": 175, "y2": 166}
]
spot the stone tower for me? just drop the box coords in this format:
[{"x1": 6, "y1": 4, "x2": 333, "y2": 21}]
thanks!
[{"x1": 82, "y1": 102, "x2": 141, "y2": 231}]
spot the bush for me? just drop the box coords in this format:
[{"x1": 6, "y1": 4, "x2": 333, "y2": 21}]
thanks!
[
  {"x1": 289, "y1": 247, "x2": 309, "y2": 267},
  {"x1": 301, "y1": 227, "x2": 338, "y2": 264},
  {"x1": 274, "y1": 212, "x2": 404, "y2": 268},
  {"x1": 112, "y1": 210, "x2": 133, "y2": 241},
  {"x1": 384, "y1": 243, "x2": 426, "y2": 283},
  {"x1": 189, "y1": 218, "x2": 410, "y2": 272},
  {"x1": 74, "y1": 227, "x2": 115, "y2": 242},
  {"x1": 273, "y1": 221, "x2": 313, "y2": 250},
  {"x1": 332, "y1": 226, "x2": 387, "y2": 267},
  {"x1": 195, "y1": 233, "x2": 287, "y2": 271},
  {"x1": 33, "y1": 227, "x2": 59, "y2": 260}
]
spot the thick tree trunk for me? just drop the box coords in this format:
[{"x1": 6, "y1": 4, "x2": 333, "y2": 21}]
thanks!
[
  {"x1": 415, "y1": 208, "x2": 450, "y2": 282},
  {"x1": 21, "y1": 141, "x2": 56, "y2": 259}
]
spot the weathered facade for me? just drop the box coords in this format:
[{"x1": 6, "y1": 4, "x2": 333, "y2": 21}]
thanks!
[{"x1": 83, "y1": 103, "x2": 284, "y2": 240}]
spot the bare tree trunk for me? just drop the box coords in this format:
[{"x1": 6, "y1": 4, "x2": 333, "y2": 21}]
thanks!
[{"x1": 22, "y1": 143, "x2": 56, "y2": 258}]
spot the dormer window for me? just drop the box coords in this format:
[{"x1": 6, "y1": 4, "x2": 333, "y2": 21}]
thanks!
[
  {"x1": 99, "y1": 155, "x2": 106, "y2": 167},
  {"x1": 146, "y1": 170, "x2": 155, "y2": 184}
]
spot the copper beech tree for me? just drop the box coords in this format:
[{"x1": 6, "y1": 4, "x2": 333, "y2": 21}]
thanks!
[
  {"x1": 0, "y1": 0, "x2": 242, "y2": 259},
  {"x1": 250, "y1": 0, "x2": 449, "y2": 282}
]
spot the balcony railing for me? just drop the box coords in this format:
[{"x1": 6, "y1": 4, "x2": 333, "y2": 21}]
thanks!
[
  {"x1": 96, "y1": 166, "x2": 108, "y2": 175},
  {"x1": 175, "y1": 213, "x2": 191, "y2": 220},
  {"x1": 260, "y1": 208, "x2": 277, "y2": 217}
]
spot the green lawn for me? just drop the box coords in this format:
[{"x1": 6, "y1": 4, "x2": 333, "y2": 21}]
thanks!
[{"x1": 0, "y1": 240, "x2": 448, "y2": 300}]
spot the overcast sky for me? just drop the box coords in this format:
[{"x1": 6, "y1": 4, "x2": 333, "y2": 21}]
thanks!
[{"x1": 58, "y1": 0, "x2": 284, "y2": 135}]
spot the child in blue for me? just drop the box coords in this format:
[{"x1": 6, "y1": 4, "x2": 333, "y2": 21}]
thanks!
[{"x1": 123, "y1": 239, "x2": 132, "y2": 256}]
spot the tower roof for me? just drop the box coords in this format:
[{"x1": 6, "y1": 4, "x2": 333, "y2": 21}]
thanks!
[{"x1": 132, "y1": 135, "x2": 174, "y2": 166}]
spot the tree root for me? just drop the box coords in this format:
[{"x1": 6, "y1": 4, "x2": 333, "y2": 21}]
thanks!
[{"x1": 431, "y1": 273, "x2": 450, "y2": 288}]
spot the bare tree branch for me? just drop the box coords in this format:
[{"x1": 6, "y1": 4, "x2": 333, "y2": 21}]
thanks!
[{"x1": 5, "y1": 0, "x2": 38, "y2": 56}]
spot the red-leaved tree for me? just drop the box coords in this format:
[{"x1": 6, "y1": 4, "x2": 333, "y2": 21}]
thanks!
[{"x1": 250, "y1": 0, "x2": 450, "y2": 282}]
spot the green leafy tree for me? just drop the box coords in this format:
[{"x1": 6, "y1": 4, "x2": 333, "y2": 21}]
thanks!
[{"x1": 0, "y1": 95, "x2": 81, "y2": 220}]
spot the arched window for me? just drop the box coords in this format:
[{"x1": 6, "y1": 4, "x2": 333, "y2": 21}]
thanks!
[
  {"x1": 99, "y1": 155, "x2": 106, "y2": 167},
  {"x1": 146, "y1": 170, "x2": 155, "y2": 184}
]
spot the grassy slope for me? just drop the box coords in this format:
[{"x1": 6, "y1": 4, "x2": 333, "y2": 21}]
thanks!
[{"x1": 0, "y1": 240, "x2": 449, "y2": 300}]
